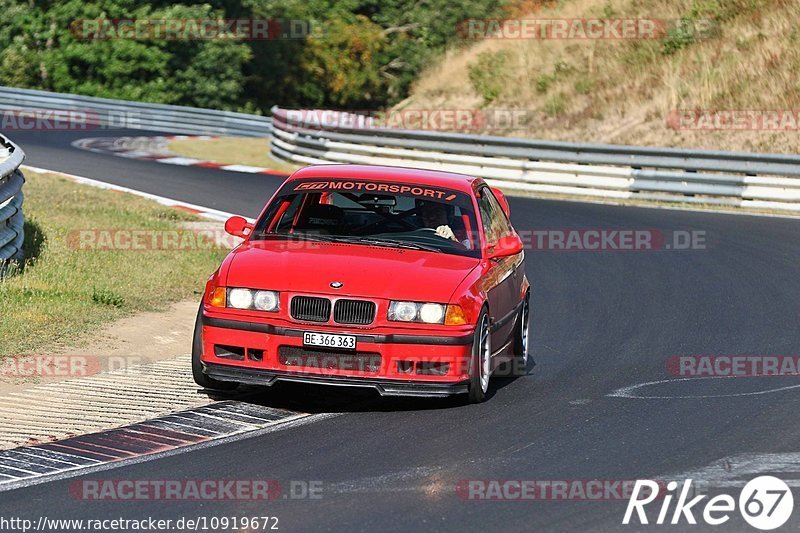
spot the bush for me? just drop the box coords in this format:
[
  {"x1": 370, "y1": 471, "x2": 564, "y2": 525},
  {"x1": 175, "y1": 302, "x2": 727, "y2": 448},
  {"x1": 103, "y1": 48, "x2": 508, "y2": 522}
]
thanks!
[
  {"x1": 661, "y1": 18, "x2": 697, "y2": 55},
  {"x1": 544, "y1": 93, "x2": 568, "y2": 116},
  {"x1": 469, "y1": 50, "x2": 511, "y2": 105},
  {"x1": 574, "y1": 78, "x2": 593, "y2": 95},
  {"x1": 0, "y1": 0, "x2": 513, "y2": 112},
  {"x1": 92, "y1": 288, "x2": 125, "y2": 308},
  {"x1": 536, "y1": 74, "x2": 554, "y2": 93}
]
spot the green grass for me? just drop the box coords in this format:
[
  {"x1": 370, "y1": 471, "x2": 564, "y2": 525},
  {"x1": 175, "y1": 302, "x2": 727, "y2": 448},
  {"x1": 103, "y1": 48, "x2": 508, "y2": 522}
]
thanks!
[{"x1": 0, "y1": 171, "x2": 228, "y2": 356}]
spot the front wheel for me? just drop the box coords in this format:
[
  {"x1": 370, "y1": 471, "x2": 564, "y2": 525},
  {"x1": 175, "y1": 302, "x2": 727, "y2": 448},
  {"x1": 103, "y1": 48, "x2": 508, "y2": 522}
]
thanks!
[
  {"x1": 467, "y1": 309, "x2": 491, "y2": 403},
  {"x1": 192, "y1": 304, "x2": 238, "y2": 391},
  {"x1": 509, "y1": 294, "x2": 531, "y2": 377}
]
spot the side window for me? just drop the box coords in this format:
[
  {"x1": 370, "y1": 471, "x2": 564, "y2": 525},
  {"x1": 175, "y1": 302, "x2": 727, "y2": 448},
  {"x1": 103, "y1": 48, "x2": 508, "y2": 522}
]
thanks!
[
  {"x1": 476, "y1": 191, "x2": 495, "y2": 243},
  {"x1": 476, "y1": 187, "x2": 512, "y2": 244}
]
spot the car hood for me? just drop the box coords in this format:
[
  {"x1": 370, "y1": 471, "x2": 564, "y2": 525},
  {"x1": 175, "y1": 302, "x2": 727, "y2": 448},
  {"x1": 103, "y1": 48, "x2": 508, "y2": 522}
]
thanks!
[{"x1": 224, "y1": 240, "x2": 480, "y2": 302}]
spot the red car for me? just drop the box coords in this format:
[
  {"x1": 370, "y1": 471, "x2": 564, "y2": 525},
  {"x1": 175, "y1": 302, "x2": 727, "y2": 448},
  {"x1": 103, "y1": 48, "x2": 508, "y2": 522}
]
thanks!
[{"x1": 192, "y1": 164, "x2": 530, "y2": 403}]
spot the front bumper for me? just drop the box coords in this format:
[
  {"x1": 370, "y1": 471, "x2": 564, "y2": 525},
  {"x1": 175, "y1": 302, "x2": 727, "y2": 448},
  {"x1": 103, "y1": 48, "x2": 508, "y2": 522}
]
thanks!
[
  {"x1": 203, "y1": 362, "x2": 468, "y2": 397},
  {"x1": 200, "y1": 313, "x2": 474, "y2": 397}
]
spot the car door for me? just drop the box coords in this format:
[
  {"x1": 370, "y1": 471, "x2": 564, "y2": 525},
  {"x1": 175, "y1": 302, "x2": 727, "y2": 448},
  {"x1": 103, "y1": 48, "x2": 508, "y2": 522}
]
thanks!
[{"x1": 476, "y1": 186, "x2": 521, "y2": 352}]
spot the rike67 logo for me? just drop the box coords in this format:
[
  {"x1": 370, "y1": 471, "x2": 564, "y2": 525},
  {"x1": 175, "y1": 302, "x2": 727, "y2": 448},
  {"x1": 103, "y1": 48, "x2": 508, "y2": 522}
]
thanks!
[{"x1": 624, "y1": 476, "x2": 793, "y2": 530}]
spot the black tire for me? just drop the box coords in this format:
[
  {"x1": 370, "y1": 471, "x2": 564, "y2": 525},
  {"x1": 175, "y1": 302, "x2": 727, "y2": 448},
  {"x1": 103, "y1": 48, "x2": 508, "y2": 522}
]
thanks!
[
  {"x1": 467, "y1": 308, "x2": 491, "y2": 404},
  {"x1": 192, "y1": 304, "x2": 238, "y2": 391},
  {"x1": 509, "y1": 293, "x2": 531, "y2": 377}
]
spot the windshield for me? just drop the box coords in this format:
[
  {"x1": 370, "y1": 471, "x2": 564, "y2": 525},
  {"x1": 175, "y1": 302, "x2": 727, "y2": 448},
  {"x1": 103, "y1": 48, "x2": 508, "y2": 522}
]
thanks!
[{"x1": 252, "y1": 179, "x2": 481, "y2": 258}]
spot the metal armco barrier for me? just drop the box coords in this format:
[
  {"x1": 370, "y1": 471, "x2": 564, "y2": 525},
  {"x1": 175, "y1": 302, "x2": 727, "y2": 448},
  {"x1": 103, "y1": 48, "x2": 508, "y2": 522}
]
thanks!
[
  {"x1": 270, "y1": 107, "x2": 800, "y2": 212},
  {"x1": 0, "y1": 134, "x2": 25, "y2": 272},
  {"x1": 0, "y1": 86, "x2": 271, "y2": 137}
]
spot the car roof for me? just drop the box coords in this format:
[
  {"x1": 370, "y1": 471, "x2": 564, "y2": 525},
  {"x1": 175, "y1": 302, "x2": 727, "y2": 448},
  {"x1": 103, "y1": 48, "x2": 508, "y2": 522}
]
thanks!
[{"x1": 287, "y1": 164, "x2": 482, "y2": 194}]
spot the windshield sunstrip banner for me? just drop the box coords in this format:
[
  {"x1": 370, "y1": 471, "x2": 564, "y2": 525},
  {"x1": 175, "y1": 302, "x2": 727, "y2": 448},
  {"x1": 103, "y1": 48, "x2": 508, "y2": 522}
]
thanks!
[{"x1": 292, "y1": 180, "x2": 459, "y2": 201}]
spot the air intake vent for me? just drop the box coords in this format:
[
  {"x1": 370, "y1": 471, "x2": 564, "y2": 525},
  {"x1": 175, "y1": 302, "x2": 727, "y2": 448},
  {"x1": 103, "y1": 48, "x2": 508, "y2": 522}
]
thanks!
[
  {"x1": 279, "y1": 346, "x2": 381, "y2": 373},
  {"x1": 333, "y1": 299, "x2": 376, "y2": 325},
  {"x1": 290, "y1": 296, "x2": 331, "y2": 322}
]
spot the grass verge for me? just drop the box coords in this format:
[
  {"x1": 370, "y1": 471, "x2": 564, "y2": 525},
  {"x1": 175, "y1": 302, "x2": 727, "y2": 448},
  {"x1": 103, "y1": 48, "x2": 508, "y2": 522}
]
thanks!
[
  {"x1": 167, "y1": 136, "x2": 301, "y2": 174},
  {"x1": 0, "y1": 171, "x2": 228, "y2": 356}
]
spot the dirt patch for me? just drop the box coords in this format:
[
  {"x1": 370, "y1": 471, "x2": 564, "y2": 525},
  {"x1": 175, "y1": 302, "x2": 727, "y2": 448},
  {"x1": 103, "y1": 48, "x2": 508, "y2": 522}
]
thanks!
[{"x1": 0, "y1": 299, "x2": 199, "y2": 396}]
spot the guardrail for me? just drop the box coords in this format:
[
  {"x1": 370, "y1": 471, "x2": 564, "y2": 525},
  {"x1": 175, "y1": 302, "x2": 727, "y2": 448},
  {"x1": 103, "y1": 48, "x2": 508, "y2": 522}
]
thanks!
[
  {"x1": 0, "y1": 134, "x2": 25, "y2": 273},
  {"x1": 270, "y1": 107, "x2": 800, "y2": 212},
  {"x1": 0, "y1": 86, "x2": 271, "y2": 137}
]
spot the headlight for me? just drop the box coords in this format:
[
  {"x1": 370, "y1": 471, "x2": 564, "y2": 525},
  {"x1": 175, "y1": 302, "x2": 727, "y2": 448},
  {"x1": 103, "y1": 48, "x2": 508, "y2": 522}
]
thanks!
[
  {"x1": 388, "y1": 301, "x2": 447, "y2": 324},
  {"x1": 419, "y1": 303, "x2": 445, "y2": 324},
  {"x1": 228, "y1": 288, "x2": 253, "y2": 309},
  {"x1": 253, "y1": 290, "x2": 279, "y2": 311},
  {"x1": 389, "y1": 301, "x2": 419, "y2": 322},
  {"x1": 226, "y1": 288, "x2": 280, "y2": 312}
]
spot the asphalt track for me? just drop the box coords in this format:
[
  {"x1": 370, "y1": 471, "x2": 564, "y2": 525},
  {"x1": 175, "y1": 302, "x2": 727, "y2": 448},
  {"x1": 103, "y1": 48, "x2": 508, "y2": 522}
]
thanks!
[{"x1": 3, "y1": 129, "x2": 800, "y2": 531}]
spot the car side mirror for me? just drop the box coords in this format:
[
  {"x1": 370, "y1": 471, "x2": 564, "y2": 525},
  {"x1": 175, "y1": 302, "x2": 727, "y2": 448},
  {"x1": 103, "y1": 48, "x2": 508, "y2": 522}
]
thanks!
[
  {"x1": 488, "y1": 234, "x2": 524, "y2": 259},
  {"x1": 224, "y1": 216, "x2": 254, "y2": 239},
  {"x1": 490, "y1": 187, "x2": 511, "y2": 218}
]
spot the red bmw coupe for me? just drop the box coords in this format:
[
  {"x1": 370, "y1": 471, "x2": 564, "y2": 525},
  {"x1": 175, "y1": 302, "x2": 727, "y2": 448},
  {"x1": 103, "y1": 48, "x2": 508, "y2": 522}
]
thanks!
[{"x1": 193, "y1": 164, "x2": 530, "y2": 403}]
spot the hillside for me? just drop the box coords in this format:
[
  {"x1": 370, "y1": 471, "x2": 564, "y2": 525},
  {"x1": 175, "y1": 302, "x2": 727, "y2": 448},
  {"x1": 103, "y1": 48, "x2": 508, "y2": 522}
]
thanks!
[{"x1": 396, "y1": 0, "x2": 800, "y2": 153}]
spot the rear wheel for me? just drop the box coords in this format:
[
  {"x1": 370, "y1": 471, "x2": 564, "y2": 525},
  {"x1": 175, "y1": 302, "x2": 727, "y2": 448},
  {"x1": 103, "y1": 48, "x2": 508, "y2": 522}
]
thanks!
[
  {"x1": 192, "y1": 304, "x2": 238, "y2": 391},
  {"x1": 467, "y1": 309, "x2": 491, "y2": 403}
]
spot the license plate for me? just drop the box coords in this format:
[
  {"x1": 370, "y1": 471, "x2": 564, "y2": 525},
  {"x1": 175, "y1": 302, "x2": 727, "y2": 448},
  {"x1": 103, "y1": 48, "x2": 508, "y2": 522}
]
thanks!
[{"x1": 303, "y1": 332, "x2": 356, "y2": 350}]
